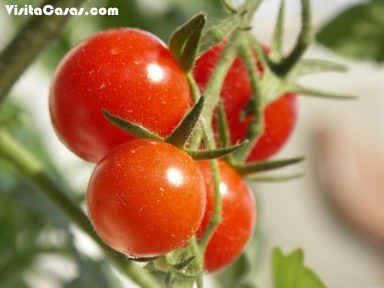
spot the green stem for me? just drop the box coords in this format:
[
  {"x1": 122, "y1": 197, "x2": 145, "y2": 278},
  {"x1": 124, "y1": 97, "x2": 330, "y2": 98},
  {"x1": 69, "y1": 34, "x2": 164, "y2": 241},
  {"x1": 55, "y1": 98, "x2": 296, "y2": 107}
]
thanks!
[
  {"x1": 186, "y1": 73, "x2": 205, "y2": 151},
  {"x1": 233, "y1": 36, "x2": 263, "y2": 162},
  {"x1": 0, "y1": 0, "x2": 86, "y2": 106},
  {"x1": 202, "y1": 32, "x2": 240, "y2": 125},
  {"x1": 187, "y1": 73, "x2": 202, "y2": 103},
  {"x1": 187, "y1": 29, "x2": 242, "y2": 262},
  {"x1": 189, "y1": 30, "x2": 240, "y2": 149},
  {"x1": 0, "y1": 130, "x2": 91, "y2": 233},
  {"x1": 0, "y1": 130, "x2": 163, "y2": 288},
  {"x1": 249, "y1": 36, "x2": 269, "y2": 71},
  {"x1": 273, "y1": 0, "x2": 313, "y2": 76},
  {"x1": 196, "y1": 275, "x2": 204, "y2": 288},
  {"x1": 188, "y1": 236, "x2": 204, "y2": 288},
  {"x1": 240, "y1": 0, "x2": 263, "y2": 23},
  {"x1": 198, "y1": 159, "x2": 221, "y2": 249}
]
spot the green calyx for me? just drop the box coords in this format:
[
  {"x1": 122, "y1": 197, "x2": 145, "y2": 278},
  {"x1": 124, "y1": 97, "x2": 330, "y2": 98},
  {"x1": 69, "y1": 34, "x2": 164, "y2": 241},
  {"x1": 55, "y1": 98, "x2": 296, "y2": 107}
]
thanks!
[
  {"x1": 102, "y1": 96, "x2": 248, "y2": 161},
  {"x1": 165, "y1": 96, "x2": 205, "y2": 149},
  {"x1": 229, "y1": 156, "x2": 304, "y2": 176},
  {"x1": 169, "y1": 13, "x2": 207, "y2": 73},
  {"x1": 127, "y1": 256, "x2": 159, "y2": 262},
  {"x1": 143, "y1": 254, "x2": 200, "y2": 287},
  {"x1": 264, "y1": 0, "x2": 355, "y2": 101},
  {"x1": 188, "y1": 140, "x2": 249, "y2": 161},
  {"x1": 102, "y1": 109, "x2": 163, "y2": 141}
]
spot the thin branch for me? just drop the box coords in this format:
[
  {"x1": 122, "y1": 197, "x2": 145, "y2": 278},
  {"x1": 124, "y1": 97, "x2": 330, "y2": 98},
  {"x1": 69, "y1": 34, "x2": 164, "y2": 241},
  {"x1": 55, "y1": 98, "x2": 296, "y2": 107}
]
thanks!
[{"x1": 0, "y1": 0, "x2": 86, "y2": 106}]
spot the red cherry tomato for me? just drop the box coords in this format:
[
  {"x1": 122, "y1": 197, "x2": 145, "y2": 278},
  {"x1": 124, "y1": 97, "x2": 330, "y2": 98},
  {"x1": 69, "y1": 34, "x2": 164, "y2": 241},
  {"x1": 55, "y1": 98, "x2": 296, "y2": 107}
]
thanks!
[
  {"x1": 193, "y1": 41, "x2": 298, "y2": 162},
  {"x1": 86, "y1": 139, "x2": 206, "y2": 257},
  {"x1": 196, "y1": 160, "x2": 256, "y2": 272},
  {"x1": 50, "y1": 28, "x2": 192, "y2": 163}
]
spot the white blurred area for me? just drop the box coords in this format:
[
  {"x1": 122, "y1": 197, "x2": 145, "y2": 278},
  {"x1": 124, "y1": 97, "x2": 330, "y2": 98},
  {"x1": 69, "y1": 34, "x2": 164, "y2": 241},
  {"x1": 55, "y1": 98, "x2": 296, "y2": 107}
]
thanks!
[
  {"x1": 2, "y1": 0, "x2": 384, "y2": 287},
  {"x1": 252, "y1": 1, "x2": 384, "y2": 288}
]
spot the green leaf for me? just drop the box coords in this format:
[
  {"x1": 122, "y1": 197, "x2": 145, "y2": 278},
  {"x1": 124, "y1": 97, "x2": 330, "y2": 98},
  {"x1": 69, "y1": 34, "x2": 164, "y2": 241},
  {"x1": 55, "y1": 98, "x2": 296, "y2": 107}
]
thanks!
[
  {"x1": 293, "y1": 59, "x2": 348, "y2": 77},
  {"x1": 272, "y1": 247, "x2": 327, "y2": 288},
  {"x1": 127, "y1": 256, "x2": 159, "y2": 262},
  {"x1": 166, "y1": 96, "x2": 204, "y2": 148},
  {"x1": 232, "y1": 156, "x2": 304, "y2": 175},
  {"x1": 317, "y1": 0, "x2": 384, "y2": 62},
  {"x1": 246, "y1": 173, "x2": 304, "y2": 182},
  {"x1": 186, "y1": 140, "x2": 249, "y2": 160},
  {"x1": 173, "y1": 256, "x2": 195, "y2": 270},
  {"x1": 292, "y1": 85, "x2": 356, "y2": 100},
  {"x1": 260, "y1": 58, "x2": 354, "y2": 105},
  {"x1": 102, "y1": 109, "x2": 163, "y2": 141},
  {"x1": 169, "y1": 13, "x2": 206, "y2": 72}
]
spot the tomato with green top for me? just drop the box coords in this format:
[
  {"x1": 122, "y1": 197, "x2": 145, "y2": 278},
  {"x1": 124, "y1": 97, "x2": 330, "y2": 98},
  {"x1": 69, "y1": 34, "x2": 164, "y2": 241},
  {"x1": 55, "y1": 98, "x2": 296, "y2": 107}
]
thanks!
[{"x1": 50, "y1": 28, "x2": 192, "y2": 163}]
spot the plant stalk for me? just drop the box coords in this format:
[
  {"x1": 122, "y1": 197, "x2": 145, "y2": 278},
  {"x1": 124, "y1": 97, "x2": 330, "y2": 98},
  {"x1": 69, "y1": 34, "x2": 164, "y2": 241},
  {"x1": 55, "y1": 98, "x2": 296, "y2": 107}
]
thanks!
[
  {"x1": 233, "y1": 36, "x2": 263, "y2": 162},
  {"x1": 198, "y1": 159, "x2": 222, "y2": 249},
  {"x1": 273, "y1": 0, "x2": 313, "y2": 76},
  {"x1": 0, "y1": 0, "x2": 86, "y2": 106}
]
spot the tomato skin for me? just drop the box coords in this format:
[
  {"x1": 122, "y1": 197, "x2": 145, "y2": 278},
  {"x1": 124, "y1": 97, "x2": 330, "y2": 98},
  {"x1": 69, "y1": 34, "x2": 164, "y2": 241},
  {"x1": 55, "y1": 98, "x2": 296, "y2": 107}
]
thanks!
[
  {"x1": 50, "y1": 28, "x2": 192, "y2": 163},
  {"x1": 196, "y1": 160, "x2": 256, "y2": 272},
  {"x1": 233, "y1": 93, "x2": 298, "y2": 162},
  {"x1": 193, "y1": 42, "x2": 298, "y2": 162},
  {"x1": 86, "y1": 139, "x2": 206, "y2": 257}
]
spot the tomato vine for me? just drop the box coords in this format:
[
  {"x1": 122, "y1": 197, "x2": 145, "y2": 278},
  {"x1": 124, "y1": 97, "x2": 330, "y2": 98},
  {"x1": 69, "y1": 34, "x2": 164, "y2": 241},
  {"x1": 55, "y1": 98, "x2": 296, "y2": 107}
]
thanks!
[{"x1": 0, "y1": 0, "x2": 352, "y2": 287}]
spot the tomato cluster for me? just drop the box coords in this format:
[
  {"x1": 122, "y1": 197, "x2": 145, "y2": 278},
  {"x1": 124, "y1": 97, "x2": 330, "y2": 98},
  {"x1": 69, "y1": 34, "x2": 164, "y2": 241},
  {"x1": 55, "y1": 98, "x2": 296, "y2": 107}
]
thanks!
[{"x1": 48, "y1": 26, "x2": 299, "y2": 274}]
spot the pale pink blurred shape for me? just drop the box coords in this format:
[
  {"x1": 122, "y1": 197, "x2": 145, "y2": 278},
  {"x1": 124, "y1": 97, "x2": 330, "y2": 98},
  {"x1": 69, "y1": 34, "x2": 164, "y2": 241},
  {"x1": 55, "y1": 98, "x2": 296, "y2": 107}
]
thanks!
[{"x1": 315, "y1": 121, "x2": 384, "y2": 244}]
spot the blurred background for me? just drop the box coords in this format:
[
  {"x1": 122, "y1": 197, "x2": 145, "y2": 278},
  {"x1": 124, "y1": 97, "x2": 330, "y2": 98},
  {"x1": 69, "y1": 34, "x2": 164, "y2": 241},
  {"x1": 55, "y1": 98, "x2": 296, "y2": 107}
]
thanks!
[{"x1": 1, "y1": 0, "x2": 384, "y2": 287}]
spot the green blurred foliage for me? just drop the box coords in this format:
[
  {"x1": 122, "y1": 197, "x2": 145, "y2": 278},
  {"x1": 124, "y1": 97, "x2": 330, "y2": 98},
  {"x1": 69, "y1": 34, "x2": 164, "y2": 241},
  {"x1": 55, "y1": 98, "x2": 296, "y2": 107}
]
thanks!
[
  {"x1": 0, "y1": 102, "x2": 123, "y2": 287},
  {"x1": 317, "y1": 0, "x2": 384, "y2": 63},
  {"x1": 272, "y1": 248, "x2": 327, "y2": 288}
]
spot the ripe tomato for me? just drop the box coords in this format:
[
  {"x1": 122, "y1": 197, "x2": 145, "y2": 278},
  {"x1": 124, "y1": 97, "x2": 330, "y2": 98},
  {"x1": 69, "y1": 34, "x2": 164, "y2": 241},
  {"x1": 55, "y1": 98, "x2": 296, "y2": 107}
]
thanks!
[
  {"x1": 86, "y1": 139, "x2": 206, "y2": 257},
  {"x1": 196, "y1": 160, "x2": 256, "y2": 272},
  {"x1": 50, "y1": 28, "x2": 192, "y2": 163},
  {"x1": 193, "y1": 41, "x2": 298, "y2": 162}
]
